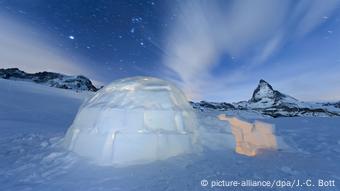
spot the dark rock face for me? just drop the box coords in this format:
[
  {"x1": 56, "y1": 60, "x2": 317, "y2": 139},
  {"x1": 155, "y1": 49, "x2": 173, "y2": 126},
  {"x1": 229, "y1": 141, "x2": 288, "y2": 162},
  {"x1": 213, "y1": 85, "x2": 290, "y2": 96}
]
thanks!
[
  {"x1": 191, "y1": 79, "x2": 340, "y2": 118},
  {"x1": 260, "y1": 106, "x2": 338, "y2": 118},
  {"x1": 0, "y1": 68, "x2": 28, "y2": 79},
  {"x1": 250, "y1": 79, "x2": 288, "y2": 103},
  {"x1": 322, "y1": 101, "x2": 340, "y2": 109},
  {"x1": 190, "y1": 101, "x2": 235, "y2": 111},
  {"x1": 0, "y1": 68, "x2": 98, "y2": 92}
]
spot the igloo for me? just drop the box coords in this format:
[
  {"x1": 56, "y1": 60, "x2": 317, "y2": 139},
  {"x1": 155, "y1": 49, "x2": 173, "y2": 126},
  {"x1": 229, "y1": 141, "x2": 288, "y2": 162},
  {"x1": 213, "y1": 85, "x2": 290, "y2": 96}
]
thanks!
[{"x1": 63, "y1": 76, "x2": 199, "y2": 166}]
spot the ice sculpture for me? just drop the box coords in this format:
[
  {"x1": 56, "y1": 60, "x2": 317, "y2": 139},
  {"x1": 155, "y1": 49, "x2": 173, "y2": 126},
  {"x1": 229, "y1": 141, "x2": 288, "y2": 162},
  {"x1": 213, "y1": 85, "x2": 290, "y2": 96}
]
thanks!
[{"x1": 63, "y1": 77, "x2": 199, "y2": 166}]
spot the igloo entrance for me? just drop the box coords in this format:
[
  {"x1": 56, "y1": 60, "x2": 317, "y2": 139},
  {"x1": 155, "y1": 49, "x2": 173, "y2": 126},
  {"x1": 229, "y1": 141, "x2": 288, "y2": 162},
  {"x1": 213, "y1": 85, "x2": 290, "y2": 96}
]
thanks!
[{"x1": 63, "y1": 77, "x2": 198, "y2": 166}]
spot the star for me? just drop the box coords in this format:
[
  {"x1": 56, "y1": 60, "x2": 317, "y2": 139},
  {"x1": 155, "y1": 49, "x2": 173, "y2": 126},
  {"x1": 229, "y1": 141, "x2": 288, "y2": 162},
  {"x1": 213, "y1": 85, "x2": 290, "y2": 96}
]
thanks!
[{"x1": 68, "y1": 35, "x2": 75, "y2": 40}]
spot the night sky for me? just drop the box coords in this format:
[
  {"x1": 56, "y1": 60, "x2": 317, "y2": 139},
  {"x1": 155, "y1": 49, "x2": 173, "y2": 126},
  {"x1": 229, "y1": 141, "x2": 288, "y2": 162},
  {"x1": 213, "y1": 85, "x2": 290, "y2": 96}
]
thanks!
[
  {"x1": 0, "y1": 0, "x2": 170, "y2": 77},
  {"x1": 1, "y1": 0, "x2": 340, "y2": 102}
]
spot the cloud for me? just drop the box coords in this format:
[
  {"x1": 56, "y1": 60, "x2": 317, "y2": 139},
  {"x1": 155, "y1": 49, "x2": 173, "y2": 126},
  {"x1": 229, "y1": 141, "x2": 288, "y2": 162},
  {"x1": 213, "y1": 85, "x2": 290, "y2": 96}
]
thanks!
[
  {"x1": 0, "y1": 14, "x2": 92, "y2": 77},
  {"x1": 273, "y1": 65, "x2": 340, "y2": 102},
  {"x1": 162, "y1": 0, "x2": 340, "y2": 100},
  {"x1": 295, "y1": 0, "x2": 340, "y2": 37}
]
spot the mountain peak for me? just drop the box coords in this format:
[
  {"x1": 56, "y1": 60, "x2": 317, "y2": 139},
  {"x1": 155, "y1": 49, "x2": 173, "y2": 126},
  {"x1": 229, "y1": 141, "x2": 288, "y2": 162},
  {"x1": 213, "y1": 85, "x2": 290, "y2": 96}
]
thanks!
[
  {"x1": 249, "y1": 79, "x2": 300, "y2": 109},
  {"x1": 259, "y1": 78, "x2": 268, "y2": 83},
  {"x1": 258, "y1": 79, "x2": 274, "y2": 89},
  {"x1": 259, "y1": 79, "x2": 267, "y2": 83},
  {"x1": 251, "y1": 79, "x2": 276, "y2": 102}
]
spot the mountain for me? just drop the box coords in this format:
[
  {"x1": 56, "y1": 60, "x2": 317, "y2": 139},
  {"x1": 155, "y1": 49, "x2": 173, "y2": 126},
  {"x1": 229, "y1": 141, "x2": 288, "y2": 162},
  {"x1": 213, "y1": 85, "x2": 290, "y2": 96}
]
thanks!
[
  {"x1": 0, "y1": 68, "x2": 98, "y2": 92},
  {"x1": 192, "y1": 79, "x2": 340, "y2": 117},
  {"x1": 1, "y1": 68, "x2": 338, "y2": 117},
  {"x1": 249, "y1": 79, "x2": 299, "y2": 107},
  {"x1": 190, "y1": 101, "x2": 235, "y2": 111}
]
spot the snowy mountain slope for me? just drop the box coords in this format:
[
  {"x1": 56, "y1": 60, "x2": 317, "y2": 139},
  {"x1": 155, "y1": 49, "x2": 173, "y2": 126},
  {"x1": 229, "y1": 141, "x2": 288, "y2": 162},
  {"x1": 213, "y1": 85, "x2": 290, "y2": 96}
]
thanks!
[
  {"x1": 0, "y1": 79, "x2": 340, "y2": 191},
  {"x1": 0, "y1": 68, "x2": 98, "y2": 92},
  {"x1": 193, "y1": 79, "x2": 340, "y2": 117},
  {"x1": 0, "y1": 79, "x2": 90, "y2": 136}
]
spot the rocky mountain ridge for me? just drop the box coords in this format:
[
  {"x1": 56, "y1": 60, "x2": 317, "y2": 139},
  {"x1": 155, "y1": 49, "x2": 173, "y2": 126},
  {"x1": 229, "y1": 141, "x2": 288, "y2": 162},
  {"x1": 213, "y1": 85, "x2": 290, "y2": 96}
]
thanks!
[
  {"x1": 2, "y1": 68, "x2": 338, "y2": 117},
  {"x1": 192, "y1": 79, "x2": 340, "y2": 117},
  {"x1": 0, "y1": 68, "x2": 98, "y2": 92}
]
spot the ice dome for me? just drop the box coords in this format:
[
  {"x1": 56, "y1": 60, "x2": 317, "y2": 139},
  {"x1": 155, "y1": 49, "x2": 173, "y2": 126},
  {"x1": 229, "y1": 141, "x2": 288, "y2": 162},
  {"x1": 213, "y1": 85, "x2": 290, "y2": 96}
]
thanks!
[{"x1": 63, "y1": 76, "x2": 199, "y2": 166}]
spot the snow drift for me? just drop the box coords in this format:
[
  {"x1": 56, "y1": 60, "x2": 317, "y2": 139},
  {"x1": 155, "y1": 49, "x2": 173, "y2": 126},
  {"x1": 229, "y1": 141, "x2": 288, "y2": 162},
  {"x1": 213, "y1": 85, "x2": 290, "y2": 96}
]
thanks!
[{"x1": 63, "y1": 76, "x2": 199, "y2": 166}]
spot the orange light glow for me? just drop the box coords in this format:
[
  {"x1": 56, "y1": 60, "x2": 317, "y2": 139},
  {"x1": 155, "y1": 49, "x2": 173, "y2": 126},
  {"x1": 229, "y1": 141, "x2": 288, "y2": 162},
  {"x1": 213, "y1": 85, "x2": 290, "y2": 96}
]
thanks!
[{"x1": 218, "y1": 114, "x2": 277, "y2": 156}]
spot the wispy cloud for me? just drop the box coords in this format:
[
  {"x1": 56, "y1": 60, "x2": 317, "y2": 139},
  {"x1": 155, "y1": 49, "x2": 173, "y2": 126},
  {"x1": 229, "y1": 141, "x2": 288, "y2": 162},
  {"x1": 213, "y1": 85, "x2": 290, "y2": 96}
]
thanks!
[
  {"x1": 0, "y1": 14, "x2": 92, "y2": 77},
  {"x1": 162, "y1": 0, "x2": 340, "y2": 100}
]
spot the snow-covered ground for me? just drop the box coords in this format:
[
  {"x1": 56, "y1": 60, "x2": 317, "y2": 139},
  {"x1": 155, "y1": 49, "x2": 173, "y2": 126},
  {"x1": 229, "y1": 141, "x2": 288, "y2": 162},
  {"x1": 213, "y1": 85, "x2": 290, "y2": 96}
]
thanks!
[{"x1": 0, "y1": 79, "x2": 339, "y2": 191}]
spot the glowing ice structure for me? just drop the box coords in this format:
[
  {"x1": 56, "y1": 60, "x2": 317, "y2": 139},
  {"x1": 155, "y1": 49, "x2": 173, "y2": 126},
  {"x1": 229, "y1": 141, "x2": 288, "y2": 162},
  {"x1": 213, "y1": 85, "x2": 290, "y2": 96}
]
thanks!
[
  {"x1": 218, "y1": 114, "x2": 277, "y2": 156},
  {"x1": 63, "y1": 77, "x2": 198, "y2": 166}
]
